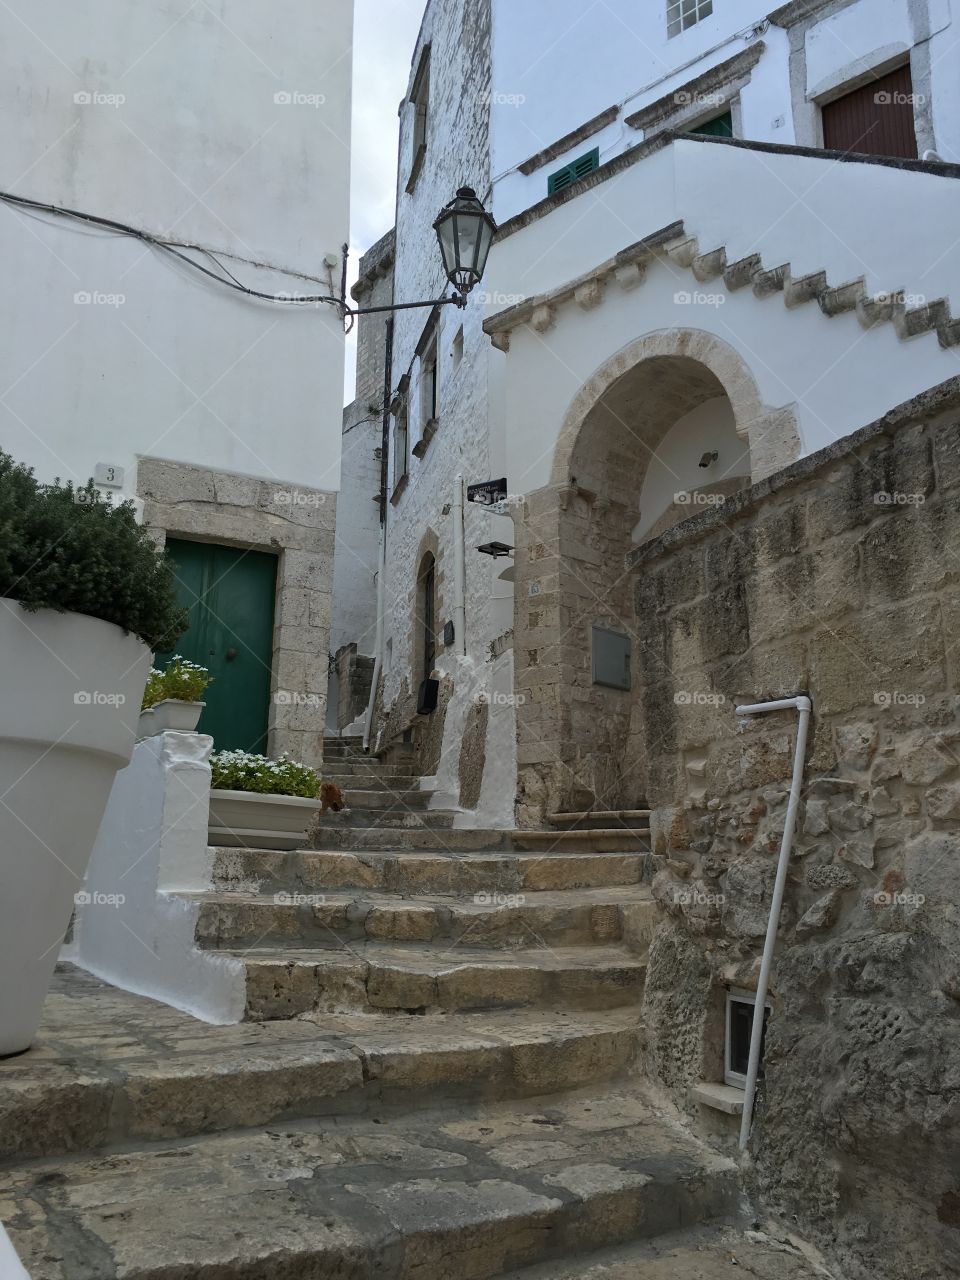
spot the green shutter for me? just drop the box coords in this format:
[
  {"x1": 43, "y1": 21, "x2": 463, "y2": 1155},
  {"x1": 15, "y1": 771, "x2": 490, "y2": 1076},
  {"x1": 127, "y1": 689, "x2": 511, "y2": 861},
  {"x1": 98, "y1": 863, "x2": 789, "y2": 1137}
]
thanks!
[
  {"x1": 690, "y1": 111, "x2": 733, "y2": 138},
  {"x1": 547, "y1": 147, "x2": 600, "y2": 196}
]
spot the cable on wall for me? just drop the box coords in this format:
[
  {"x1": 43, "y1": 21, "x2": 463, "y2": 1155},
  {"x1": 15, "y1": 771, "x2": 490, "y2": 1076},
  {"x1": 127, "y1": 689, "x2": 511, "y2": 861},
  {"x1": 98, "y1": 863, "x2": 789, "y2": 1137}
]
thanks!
[{"x1": 0, "y1": 189, "x2": 344, "y2": 313}]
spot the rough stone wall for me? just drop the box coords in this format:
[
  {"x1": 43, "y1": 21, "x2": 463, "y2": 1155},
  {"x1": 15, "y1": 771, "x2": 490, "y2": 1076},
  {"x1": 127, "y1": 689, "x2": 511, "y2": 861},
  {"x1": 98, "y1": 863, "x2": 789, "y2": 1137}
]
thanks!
[
  {"x1": 333, "y1": 644, "x2": 374, "y2": 731},
  {"x1": 627, "y1": 379, "x2": 960, "y2": 1280},
  {"x1": 373, "y1": 0, "x2": 515, "y2": 823}
]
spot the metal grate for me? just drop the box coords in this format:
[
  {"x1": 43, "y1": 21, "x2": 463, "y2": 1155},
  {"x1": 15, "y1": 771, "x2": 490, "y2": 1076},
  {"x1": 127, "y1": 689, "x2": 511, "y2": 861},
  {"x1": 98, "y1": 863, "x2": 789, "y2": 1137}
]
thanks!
[
  {"x1": 667, "y1": 0, "x2": 713, "y2": 38},
  {"x1": 547, "y1": 147, "x2": 600, "y2": 196}
]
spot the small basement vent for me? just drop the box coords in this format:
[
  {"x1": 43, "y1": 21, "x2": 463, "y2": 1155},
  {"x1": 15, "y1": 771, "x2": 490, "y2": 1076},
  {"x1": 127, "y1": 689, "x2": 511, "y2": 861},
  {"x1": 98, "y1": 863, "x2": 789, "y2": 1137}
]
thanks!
[
  {"x1": 725, "y1": 988, "x2": 771, "y2": 1088},
  {"x1": 592, "y1": 625, "x2": 631, "y2": 691},
  {"x1": 547, "y1": 147, "x2": 600, "y2": 196}
]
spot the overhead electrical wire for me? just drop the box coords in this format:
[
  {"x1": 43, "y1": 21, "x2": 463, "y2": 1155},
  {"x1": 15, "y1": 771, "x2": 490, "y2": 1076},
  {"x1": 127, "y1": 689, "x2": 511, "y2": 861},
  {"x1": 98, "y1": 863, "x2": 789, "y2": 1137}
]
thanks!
[{"x1": 0, "y1": 189, "x2": 345, "y2": 314}]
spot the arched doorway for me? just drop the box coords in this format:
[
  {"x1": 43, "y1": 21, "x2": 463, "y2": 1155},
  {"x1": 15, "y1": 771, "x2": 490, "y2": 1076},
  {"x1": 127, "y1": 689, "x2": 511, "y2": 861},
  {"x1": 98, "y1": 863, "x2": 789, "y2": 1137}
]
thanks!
[
  {"x1": 512, "y1": 331, "x2": 798, "y2": 823},
  {"x1": 416, "y1": 551, "x2": 437, "y2": 687}
]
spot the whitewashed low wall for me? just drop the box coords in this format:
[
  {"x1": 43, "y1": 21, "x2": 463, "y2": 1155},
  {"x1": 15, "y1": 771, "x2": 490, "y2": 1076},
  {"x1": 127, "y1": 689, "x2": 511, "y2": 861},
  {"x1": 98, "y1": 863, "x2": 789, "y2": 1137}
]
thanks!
[{"x1": 66, "y1": 732, "x2": 245, "y2": 1024}]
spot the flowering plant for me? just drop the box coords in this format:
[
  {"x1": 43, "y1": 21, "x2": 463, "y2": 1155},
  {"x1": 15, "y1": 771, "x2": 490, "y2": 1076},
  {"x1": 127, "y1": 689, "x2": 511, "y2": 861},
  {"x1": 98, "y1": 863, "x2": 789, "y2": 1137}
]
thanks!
[
  {"x1": 210, "y1": 749, "x2": 320, "y2": 798},
  {"x1": 142, "y1": 656, "x2": 212, "y2": 709}
]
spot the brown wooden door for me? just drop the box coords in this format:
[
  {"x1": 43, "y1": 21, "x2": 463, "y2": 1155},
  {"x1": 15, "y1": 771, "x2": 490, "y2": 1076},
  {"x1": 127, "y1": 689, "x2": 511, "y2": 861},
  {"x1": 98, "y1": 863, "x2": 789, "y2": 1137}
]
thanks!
[{"x1": 822, "y1": 65, "x2": 918, "y2": 159}]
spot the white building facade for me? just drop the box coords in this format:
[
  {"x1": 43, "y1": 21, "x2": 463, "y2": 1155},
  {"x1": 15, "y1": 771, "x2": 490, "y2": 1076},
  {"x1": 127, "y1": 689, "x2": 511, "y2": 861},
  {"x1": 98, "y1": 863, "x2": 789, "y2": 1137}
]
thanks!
[
  {"x1": 349, "y1": 0, "x2": 960, "y2": 823},
  {"x1": 0, "y1": 0, "x2": 353, "y2": 766}
]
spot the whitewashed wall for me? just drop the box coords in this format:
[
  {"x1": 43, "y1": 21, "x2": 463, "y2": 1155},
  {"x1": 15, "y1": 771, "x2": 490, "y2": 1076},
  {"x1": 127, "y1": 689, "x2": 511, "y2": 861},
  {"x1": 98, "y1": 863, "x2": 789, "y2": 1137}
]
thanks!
[
  {"x1": 489, "y1": 0, "x2": 958, "y2": 221},
  {"x1": 485, "y1": 136, "x2": 960, "y2": 494},
  {"x1": 0, "y1": 0, "x2": 352, "y2": 498}
]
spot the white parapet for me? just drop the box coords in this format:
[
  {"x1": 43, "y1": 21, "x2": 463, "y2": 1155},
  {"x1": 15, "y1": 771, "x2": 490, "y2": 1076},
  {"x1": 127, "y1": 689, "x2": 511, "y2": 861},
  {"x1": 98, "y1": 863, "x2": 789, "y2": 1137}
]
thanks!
[{"x1": 65, "y1": 731, "x2": 246, "y2": 1024}]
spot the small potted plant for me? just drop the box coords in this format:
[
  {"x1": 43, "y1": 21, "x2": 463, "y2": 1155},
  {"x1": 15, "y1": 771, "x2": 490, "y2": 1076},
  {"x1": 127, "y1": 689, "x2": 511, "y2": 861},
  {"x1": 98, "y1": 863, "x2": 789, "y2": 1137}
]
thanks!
[
  {"x1": 0, "y1": 452, "x2": 186, "y2": 1055},
  {"x1": 208, "y1": 749, "x2": 320, "y2": 850},
  {"x1": 141, "y1": 656, "x2": 212, "y2": 734}
]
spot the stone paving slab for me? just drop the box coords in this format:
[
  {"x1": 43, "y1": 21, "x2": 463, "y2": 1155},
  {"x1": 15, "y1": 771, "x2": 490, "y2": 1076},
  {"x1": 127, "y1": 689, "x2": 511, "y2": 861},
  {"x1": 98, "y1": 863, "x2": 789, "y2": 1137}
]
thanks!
[
  {"x1": 500, "y1": 1224, "x2": 839, "y2": 1279},
  {"x1": 0, "y1": 1084, "x2": 739, "y2": 1280},
  {"x1": 0, "y1": 969, "x2": 640, "y2": 1159}
]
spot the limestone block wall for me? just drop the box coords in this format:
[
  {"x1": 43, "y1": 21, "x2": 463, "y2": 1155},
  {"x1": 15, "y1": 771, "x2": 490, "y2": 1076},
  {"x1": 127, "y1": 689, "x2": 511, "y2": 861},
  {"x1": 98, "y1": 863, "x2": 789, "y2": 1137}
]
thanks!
[{"x1": 627, "y1": 378, "x2": 960, "y2": 1280}]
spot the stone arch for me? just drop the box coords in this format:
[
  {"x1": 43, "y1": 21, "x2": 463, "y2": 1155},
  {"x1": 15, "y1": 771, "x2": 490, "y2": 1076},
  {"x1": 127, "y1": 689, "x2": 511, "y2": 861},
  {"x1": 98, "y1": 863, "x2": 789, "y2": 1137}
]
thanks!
[
  {"x1": 511, "y1": 330, "x2": 799, "y2": 825},
  {"x1": 550, "y1": 328, "x2": 800, "y2": 488}
]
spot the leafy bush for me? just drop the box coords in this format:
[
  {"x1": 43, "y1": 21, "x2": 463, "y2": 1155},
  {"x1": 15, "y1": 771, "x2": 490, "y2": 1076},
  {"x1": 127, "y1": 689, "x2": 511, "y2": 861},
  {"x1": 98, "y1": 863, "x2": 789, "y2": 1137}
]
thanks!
[
  {"x1": 142, "y1": 657, "x2": 212, "y2": 709},
  {"x1": 0, "y1": 451, "x2": 187, "y2": 650},
  {"x1": 210, "y1": 749, "x2": 320, "y2": 798}
]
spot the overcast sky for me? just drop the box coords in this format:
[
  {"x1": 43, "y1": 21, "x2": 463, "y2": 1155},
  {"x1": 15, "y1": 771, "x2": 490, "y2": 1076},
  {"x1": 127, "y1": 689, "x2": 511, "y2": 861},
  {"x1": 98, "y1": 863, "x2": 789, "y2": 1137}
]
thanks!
[{"x1": 345, "y1": 0, "x2": 424, "y2": 402}]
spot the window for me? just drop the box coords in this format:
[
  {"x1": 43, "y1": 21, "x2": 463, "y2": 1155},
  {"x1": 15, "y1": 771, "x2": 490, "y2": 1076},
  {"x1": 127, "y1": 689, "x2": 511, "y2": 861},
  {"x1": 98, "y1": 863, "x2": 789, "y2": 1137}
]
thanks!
[
  {"x1": 821, "y1": 64, "x2": 918, "y2": 160},
  {"x1": 413, "y1": 338, "x2": 439, "y2": 459},
  {"x1": 392, "y1": 402, "x2": 408, "y2": 498},
  {"x1": 690, "y1": 110, "x2": 733, "y2": 138},
  {"x1": 547, "y1": 147, "x2": 600, "y2": 196},
  {"x1": 668, "y1": 0, "x2": 713, "y2": 38},
  {"x1": 452, "y1": 325, "x2": 464, "y2": 371},
  {"x1": 407, "y1": 49, "x2": 430, "y2": 190},
  {"x1": 725, "y1": 989, "x2": 771, "y2": 1088},
  {"x1": 592, "y1": 626, "x2": 631, "y2": 691},
  {"x1": 422, "y1": 341, "x2": 438, "y2": 426}
]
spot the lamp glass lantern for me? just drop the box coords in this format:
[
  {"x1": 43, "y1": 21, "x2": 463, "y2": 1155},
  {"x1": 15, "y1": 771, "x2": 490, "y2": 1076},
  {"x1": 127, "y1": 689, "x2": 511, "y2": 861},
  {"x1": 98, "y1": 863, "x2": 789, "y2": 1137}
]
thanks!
[{"x1": 433, "y1": 187, "x2": 497, "y2": 298}]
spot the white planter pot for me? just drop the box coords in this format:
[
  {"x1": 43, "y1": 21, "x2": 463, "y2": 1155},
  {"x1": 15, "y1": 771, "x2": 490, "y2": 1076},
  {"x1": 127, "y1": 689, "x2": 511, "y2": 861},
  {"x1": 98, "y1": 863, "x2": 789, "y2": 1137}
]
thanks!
[
  {"x1": 0, "y1": 601, "x2": 151, "y2": 1056},
  {"x1": 150, "y1": 699, "x2": 204, "y2": 733},
  {"x1": 136, "y1": 708, "x2": 157, "y2": 739},
  {"x1": 208, "y1": 788, "x2": 319, "y2": 851}
]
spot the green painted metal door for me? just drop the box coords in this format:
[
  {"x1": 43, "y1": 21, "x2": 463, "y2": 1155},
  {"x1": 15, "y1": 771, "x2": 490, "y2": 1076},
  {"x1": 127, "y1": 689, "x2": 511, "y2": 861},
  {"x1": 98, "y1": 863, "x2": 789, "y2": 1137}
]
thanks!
[{"x1": 160, "y1": 539, "x2": 277, "y2": 753}]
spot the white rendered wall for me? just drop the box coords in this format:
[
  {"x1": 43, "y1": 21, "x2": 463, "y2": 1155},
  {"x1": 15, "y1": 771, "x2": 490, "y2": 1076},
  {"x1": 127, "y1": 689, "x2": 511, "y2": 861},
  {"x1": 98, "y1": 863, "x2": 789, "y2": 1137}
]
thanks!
[
  {"x1": 633, "y1": 397, "x2": 744, "y2": 542},
  {"x1": 66, "y1": 732, "x2": 246, "y2": 1024},
  {"x1": 489, "y1": 0, "x2": 958, "y2": 221},
  {"x1": 485, "y1": 139, "x2": 960, "y2": 496},
  {"x1": 0, "y1": 0, "x2": 352, "y2": 498}
]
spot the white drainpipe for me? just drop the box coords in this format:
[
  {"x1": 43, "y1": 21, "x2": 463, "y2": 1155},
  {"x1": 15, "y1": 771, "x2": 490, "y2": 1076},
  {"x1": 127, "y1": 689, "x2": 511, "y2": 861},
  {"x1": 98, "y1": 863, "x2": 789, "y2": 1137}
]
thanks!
[
  {"x1": 452, "y1": 472, "x2": 467, "y2": 656},
  {"x1": 733, "y1": 694, "x2": 812, "y2": 1151},
  {"x1": 362, "y1": 529, "x2": 386, "y2": 753}
]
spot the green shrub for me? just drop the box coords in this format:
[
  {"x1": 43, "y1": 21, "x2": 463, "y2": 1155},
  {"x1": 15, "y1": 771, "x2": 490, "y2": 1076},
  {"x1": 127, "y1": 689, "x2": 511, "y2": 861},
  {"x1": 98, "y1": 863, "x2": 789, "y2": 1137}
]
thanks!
[
  {"x1": 210, "y1": 750, "x2": 320, "y2": 798},
  {"x1": 0, "y1": 451, "x2": 187, "y2": 650},
  {"x1": 142, "y1": 656, "x2": 212, "y2": 709}
]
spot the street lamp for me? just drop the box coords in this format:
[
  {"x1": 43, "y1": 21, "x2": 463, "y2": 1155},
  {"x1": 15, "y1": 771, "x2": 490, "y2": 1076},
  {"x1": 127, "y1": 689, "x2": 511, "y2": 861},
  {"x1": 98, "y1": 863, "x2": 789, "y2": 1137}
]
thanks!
[
  {"x1": 433, "y1": 187, "x2": 497, "y2": 298},
  {"x1": 345, "y1": 186, "x2": 496, "y2": 318}
]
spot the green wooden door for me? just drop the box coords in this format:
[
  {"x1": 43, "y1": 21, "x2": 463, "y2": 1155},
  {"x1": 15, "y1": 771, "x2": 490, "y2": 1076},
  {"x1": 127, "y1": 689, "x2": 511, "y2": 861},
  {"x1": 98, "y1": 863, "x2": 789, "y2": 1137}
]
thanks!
[{"x1": 160, "y1": 539, "x2": 277, "y2": 753}]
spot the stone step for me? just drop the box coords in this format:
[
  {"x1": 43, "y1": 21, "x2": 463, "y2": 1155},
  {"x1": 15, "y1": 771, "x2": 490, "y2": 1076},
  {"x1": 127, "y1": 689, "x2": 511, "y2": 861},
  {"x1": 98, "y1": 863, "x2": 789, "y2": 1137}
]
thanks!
[
  {"x1": 1, "y1": 970, "x2": 638, "y2": 1161},
  {"x1": 316, "y1": 806, "x2": 456, "y2": 831},
  {"x1": 501, "y1": 1224, "x2": 828, "y2": 1280},
  {"x1": 322, "y1": 761, "x2": 421, "y2": 785},
  {"x1": 211, "y1": 847, "x2": 648, "y2": 896},
  {"x1": 232, "y1": 941, "x2": 646, "y2": 1018},
  {"x1": 311, "y1": 825, "x2": 512, "y2": 852},
  {"x1": 548, "y1": 809, "x2": 652, "y2": 829},
  {"x1": 512, "y1": 828, "x2": 651, "y2": 853},
  {"x1": 342, "y1": 787, "x2": 429, "y2": 809},
  {"x1": 186, "y1": 885, "x2": 656, "y2": 950},
  {"x1": 2, "y1": 1084, "x2": 739, "y2": 1280}
]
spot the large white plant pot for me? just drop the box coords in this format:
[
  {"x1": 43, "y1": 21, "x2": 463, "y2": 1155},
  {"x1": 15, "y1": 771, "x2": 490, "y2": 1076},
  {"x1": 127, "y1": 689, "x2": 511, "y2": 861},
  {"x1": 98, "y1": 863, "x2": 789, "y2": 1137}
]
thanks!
[
  {"x1": 208, "y1": 789, "x2": 319, "y2": 850},
  {"x1": 0, "y1": 601, "x2": 151, "y2": 1056}
]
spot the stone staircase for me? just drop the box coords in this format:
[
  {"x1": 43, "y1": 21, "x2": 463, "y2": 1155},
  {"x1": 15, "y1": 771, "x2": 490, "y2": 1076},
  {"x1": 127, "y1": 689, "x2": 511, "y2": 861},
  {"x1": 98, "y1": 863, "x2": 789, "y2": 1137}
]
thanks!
[{"x1": 0, "y1": 737, "x2": 771, "y2": 1279}]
